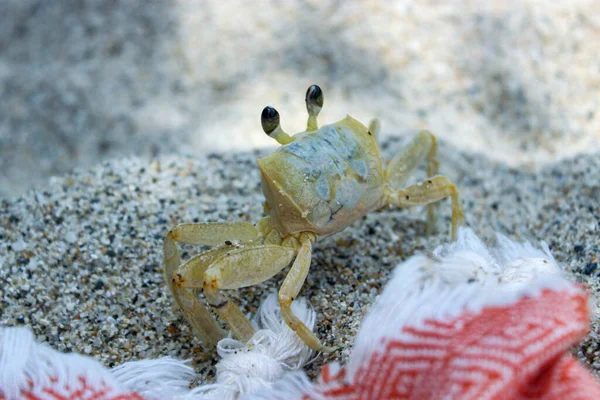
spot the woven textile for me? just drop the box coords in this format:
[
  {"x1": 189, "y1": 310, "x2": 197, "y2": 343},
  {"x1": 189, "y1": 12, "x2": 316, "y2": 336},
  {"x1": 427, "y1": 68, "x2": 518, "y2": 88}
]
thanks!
[{"x1": 314, "y1": 288, "x2": 598, "y2": 399}]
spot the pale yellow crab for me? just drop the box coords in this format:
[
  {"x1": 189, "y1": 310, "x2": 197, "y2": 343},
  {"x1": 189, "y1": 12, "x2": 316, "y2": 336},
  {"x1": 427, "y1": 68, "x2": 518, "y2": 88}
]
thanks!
[{"x1": 163, "y1": 85, "x2": 464, "y2": 352}]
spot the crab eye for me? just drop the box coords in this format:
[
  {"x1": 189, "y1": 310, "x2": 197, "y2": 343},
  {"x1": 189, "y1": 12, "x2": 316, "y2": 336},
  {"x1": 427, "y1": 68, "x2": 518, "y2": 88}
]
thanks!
[
  {"x1": 305, "y1": 85, "x2": 324, "y2": 109},
  {"x1": 261, "y1": 106, "x2": 280, "y2": 136}
]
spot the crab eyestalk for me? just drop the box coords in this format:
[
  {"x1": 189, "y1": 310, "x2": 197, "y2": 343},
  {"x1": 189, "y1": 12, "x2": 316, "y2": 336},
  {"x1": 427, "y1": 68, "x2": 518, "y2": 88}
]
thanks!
[
  {"x1": 261, "y1": 106, "x2": 295, "y2": 145},
  {"x1": 305, "y1": 84, "x2": 323, "y2": 131}
]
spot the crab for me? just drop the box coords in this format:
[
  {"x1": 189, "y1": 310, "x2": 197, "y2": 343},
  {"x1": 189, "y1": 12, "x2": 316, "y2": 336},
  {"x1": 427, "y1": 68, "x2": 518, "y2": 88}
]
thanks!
[{"x1": 163, "y1": 85, "x2": 465, "y2": 352}]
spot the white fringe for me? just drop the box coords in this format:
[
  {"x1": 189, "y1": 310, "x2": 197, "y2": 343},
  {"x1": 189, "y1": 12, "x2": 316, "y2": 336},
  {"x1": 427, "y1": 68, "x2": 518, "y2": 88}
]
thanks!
[
  {"x1": 0, "y1": 326, "x2": 133, "y2": 400},
  {"x1": 111, "y1": 357, "x2": 197, "y2": 399},
  {"x1": 184, "y1": 293, "x2": 315, "y2": 399},
  {"x1": 242, "y1": 371, "x2": 322, "y2": 400},
  {"x1": 0, "y1": 293, "x2": 316, "y2": 400}
]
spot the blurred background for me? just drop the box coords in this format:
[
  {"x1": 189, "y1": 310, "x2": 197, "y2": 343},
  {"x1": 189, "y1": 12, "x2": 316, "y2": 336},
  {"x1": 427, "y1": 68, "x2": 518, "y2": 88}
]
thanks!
[{"x1": 1, "y1": 0, "x2": 598, "y2": 198}]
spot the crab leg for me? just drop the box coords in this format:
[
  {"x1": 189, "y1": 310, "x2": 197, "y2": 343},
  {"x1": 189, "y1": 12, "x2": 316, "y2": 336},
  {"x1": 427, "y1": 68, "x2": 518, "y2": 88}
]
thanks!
[
  {"x1": 384, "y1": 130, "x2": 440, "y2": 234},
  {"x1": 163, "y1": 233, "x2": 225, "y2": 347},
  {"x1": 171, "y1": 244, "x2": 234, "y2": 288},
  {"x1": 278, "y1": 233, "x2": 335, "y2": 353},
  {"x1": 202, "y1": 244, "x2": 296, "y2": 342},
  {"x1": 170, "y1": 221, "x2": 260, "y2": 246},
  {"x1": 386, "y1": 176, "x2": 465, "y2": 241}
]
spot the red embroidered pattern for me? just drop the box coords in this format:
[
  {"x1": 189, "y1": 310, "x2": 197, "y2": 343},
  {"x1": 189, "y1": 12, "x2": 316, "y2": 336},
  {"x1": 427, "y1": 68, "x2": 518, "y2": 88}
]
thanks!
[
  {"x1": 0, "y1": 376, "x2": 143, "y2": 400},
  {"x1": 314, "y1": 289, "x2": 600, "y2": 400}
]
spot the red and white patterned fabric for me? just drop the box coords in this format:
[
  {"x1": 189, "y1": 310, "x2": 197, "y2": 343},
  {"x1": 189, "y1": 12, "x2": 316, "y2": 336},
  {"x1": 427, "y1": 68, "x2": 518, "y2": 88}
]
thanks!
[
  {"x1": 0, "y1": 378, "x2": 143, "y2": 400},
  {"x1": 0, "y1": 326, "x2": 145, "y2": 400},
  {"x1": 307, "y1": 230, "x2": 600, "y2": 400},
  {"x1": 314, "y1": 288, "x2": 598, "y2": 400},
  {"x1": 2, "y1": 229, "x2": 599, "y2": 400}
]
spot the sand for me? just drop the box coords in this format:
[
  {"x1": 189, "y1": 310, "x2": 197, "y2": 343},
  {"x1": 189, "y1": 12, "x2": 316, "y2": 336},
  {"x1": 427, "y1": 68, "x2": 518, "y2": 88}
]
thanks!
[{"x1": 1, "y1": 138, "x2": 599, "y2": 381}]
